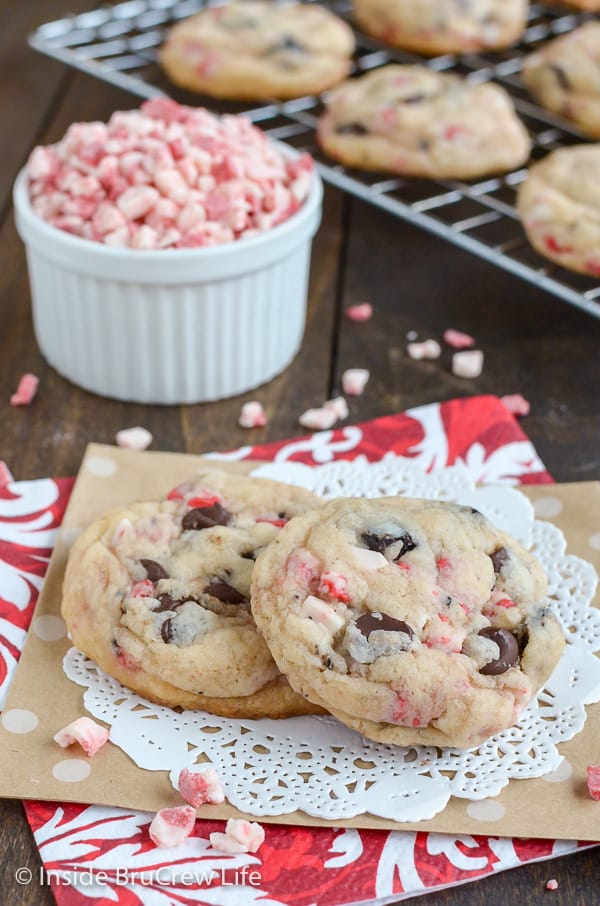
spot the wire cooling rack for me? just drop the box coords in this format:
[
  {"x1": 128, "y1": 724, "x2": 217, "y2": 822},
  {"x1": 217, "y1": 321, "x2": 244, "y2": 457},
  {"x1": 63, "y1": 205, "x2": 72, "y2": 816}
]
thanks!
[{"x1": 29, "y1": 0, "x2": 600, "y2": 318}]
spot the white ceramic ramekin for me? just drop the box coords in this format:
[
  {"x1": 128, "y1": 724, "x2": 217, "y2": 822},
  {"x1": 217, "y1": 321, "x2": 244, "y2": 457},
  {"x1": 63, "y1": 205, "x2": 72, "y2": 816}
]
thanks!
[{"x1": 13, "y1": 161, "x2": 322, "y2": 404}]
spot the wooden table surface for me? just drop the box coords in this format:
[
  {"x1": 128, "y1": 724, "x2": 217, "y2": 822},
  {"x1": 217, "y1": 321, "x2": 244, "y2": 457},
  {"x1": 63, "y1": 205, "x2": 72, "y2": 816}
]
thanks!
[{"x1": 1, "y1": 1, "x2": 599, "y2": 903}]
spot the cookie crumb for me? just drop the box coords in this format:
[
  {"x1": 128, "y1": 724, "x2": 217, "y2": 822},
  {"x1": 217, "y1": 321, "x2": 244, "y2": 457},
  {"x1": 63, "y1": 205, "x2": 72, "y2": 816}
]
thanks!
[
  {"x1": 149, "y1": 806, "x2": 196, "y2": 848},
  {"x1": 452, "y1": 349, "x2": 484, "y2": 378},
  {"x1": 0, "y1": 461, "x2": 14, "y2": 488},
  {"x1": 239, "y1": 401, "x2": 267, "y2": 429},
  {"x1": 586, "y1": 764, "x2": 600, "y2": 800},
  {"x1": 501, "y1": 394, "x2": 530, "y2": 417},
  {"x1": 342, "y1": 368, "x2": 369, "y2": 396},
  {"x1": 116, "y1": 426, "x2": 153, "y2": 451},
  {"x1": 407, "y1": 339, "x2": 441, "y2": 360},
  {"x1": 545, "y1": 879, "x2": 558, "y2": 891},
  {"x1": 346, "y1": 303, "x2": 373, "y2": 322},
  {"x1": 10, "y1": 373, "x2": 39, "y2": 406},
  {"x1": 178, "y1": 767, "x2": 225, "y2": 806},
  {"x1": 209, "y1": 818, "x2": 265, "y2": 854},
  {"x1": 443, "y1": 328, "x2": 475, "y2": 349},
  {"x1": 53, "y1": 716, "x2": 109, "y2": 757}
]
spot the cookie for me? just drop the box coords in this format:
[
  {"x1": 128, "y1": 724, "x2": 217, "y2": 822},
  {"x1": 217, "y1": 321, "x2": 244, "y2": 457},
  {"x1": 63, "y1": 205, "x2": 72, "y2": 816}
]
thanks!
[
  {"x1": 545, "y1": 0, "x2": 600, "y2": 9},
  {"x1": 62, "y1": 469, "x2": 323, "y2": 718},
  {"x1": 517, "y1": 144, "x2": 600, "y2": 278},
  {"x1": 251, "y1": 497, "x2": 564, "y2": 748},
  {"x1": 159, "y1": 1, "x2": 355, "y2": 101},
  {"x1": 522, "y1": 23, "x2": 600, "y2": 139},
  {"x1": 318, "y1": 65, "x2": 531, "y2": 179},
  {"x1": 353, "y1": 0, "x2": 528, "y2": 56}
]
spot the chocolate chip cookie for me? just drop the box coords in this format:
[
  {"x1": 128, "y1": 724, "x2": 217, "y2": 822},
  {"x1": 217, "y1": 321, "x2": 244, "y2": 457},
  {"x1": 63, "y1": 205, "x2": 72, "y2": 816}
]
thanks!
[
  {"x1": 517, "y1": 144, "x2": 600, "y2": 278},
  {"x1": 61, "y1": 469, "x2": 323, "y2": 718},
  {"x1": 353, "y1": 0, "x2": 528, "y2": 56},
  {"x1": 251, "y1": 497, "x2": 564, "y2": 748},
  {"x1": 318, "y1": 65, "x2": 531, "y2": 179},
  {"x1": 522, "y1": 23, "x2": 600, "y2": 139},
  {"x1": 159, "y1": 1, "x2": 355, "y2": 101}
]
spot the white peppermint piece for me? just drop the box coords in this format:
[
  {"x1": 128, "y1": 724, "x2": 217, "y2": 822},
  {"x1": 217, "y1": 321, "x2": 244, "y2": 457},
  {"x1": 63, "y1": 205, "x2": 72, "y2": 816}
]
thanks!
[
  {"x1": 342, "y1": 369, "x2": 370, "y2": 396},
  {"x1": 300, "y1": 595, "x2": 346, "y2": 633},
  {"x1": 116, "y1": 426, "x2": 153, "y2": 451},
  {"x1": 452, "y1": 350, "x2": 484, "y2": 378},
  {"x1": 349, "y1": 546, "x2": 388, "y2": 570}
]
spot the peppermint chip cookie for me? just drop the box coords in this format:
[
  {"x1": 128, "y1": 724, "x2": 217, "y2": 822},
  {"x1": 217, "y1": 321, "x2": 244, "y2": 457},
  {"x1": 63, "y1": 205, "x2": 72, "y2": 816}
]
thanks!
[
  {"x1": 251, "y1": 497, "x2": 564, "y2": 748},
  {"x1": 62, "y1": 469, "x2": 323, "y2": 718},
  {"x1": 517, "y1": 145, "x2": 600, "y2": 277},
  {"x1": 159, "y1": 1, "x2": 355, "y2": 101},
  {"x1": 353, "y1": 0, "x2": 527, "y2": 57},
  {"x1": 318, "y1": 65, "x2": 531, "y2": 179},
  {"x1": 522, "y1": 23, "x2": 600, "y2": 139}
]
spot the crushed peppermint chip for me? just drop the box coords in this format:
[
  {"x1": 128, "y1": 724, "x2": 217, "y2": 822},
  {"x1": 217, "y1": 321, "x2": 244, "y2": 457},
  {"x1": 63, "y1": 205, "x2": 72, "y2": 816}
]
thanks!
[
  {"x1": 501, "y1": 394, "x2": 531, "y2": 417},
  {"x1": 116, "y1": 426, "x2": 153, "y2": 451},
  {"x1": 149, "y1": 806, "x2": 196, "y2": 848},
  {"x1": 178, "y1": 767, "x2": 225, "y2": 807},
  {"x1": 10, "y1": 373, "x2": 39, "y2": 406},
  {"x1": 342, "y1": 368, "x2": 369, "y2": 396},
  {"x1": 324, "y1": 396, "x2": 349, "y2": 420},
  {"x1": 53, "y1": 717, "x2": 109, "y2": 757},
  {"x1": 545, "y1": 879, "x2": 558, "y2": 891},
  {"x1": 0, "y1": 461, "x2": 14, "y2": 488},
  {"x1": 26, "y1": 97, "x2": 314, "y2": 250},
  {"x1": 238, "y1": 400, "x2": 267, "y2": 429},
  {"x1": 452, "y1": 349, "x2": 484, "y2": 378},
  {"x1": 586, "y1": 764, "x2": 600, "y2": 800},
  {"x1": 299, "y1": 396, "x2": 348, "y2": 431},
  {"x1": 346, "y1": 303, "x2": 373, "y2": 322},
  {"x1": 443, "y1": 328, "x2": 475, "y2": 349},
  {"x1": 209, "y1": 819, "x2": 265, "y2": 854},
  {"x1": 407, "y1": 339, "x2": 441, "y2": 360}
]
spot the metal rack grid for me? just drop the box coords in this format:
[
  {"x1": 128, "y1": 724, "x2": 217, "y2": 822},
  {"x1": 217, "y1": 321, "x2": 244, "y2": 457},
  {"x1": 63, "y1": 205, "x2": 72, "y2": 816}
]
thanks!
[{"x1": 28, "y1": 0, "x2": 600, "y2": 319}]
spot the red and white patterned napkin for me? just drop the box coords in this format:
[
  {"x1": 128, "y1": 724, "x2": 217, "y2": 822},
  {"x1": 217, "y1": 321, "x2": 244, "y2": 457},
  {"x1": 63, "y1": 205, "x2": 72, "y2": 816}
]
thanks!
[{"x1": 1, "y1": 395, "x2": 593, "y2": 905}]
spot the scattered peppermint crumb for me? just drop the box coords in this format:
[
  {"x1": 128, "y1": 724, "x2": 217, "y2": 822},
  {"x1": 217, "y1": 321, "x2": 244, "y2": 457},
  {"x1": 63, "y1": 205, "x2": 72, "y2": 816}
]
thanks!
[
  {"x1": 0, "y1": 461, "x2": 14, "y2": 488},
  {"x1": 209, "y1": 819, "x2": 265, "y2": 854},
  {"x1": 53, "y1": 717, "x2": 109, "y2": 757},
  {"x1": 407, "y1": 339, "x2": 441, "y2": 360},
  {"x1": 501, "y1": 394, "x2": 530, "y2": 417},
  {"x1": 586, "y1": 764, "x2": 600, "y2": 800},
  {"x1": 346, "y1": 303, "x2": 373, "y2": 322},
  {"x1": 10, "y1": 373, "x2": 39, "y2": 406},
  {"x1": 238, "y1": 401, "x2": 267, "y2": 429},
  {"x1": 149, "y1": 806, "x2": 196, "y2": 848},
  {"x1": 545, "y1": 879, "x2": 558, "y2": 891},
  {"x1": 452, "y1": 349, "x2": 484, "y2": 378},
  {"x1": 443, "y1": 328, "x2": 475, "y2": 349},
  {"x1": 342, "y1": 368, "x2": 369, "y2": 396},
  {"x1": 116, "y1": 426, "x2": 153, "y2": 451},
  {"x1": 299, "y1": 407, "x2": 337, "y2": 431},
  {"x1": 324, "y1": 396, "x2": 348, "y2": 420}
]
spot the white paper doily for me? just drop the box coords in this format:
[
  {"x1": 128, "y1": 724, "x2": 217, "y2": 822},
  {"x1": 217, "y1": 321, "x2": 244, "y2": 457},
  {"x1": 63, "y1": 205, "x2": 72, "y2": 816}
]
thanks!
[{"x1": 64, "y1": 456, "x2": 600, "y2": 822}]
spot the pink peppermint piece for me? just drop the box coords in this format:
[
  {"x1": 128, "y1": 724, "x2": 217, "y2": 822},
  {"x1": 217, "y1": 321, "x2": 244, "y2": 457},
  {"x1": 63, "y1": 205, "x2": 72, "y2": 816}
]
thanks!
[
  {"x1": 407, "y1": 340, "x2": 441, "y2": 361},
  {"x1": 546, "y1": 879, "x2": 559, "y2": 891},
  {"x1": 586, "y1": 764, "x2": 600, "y2": 800},
  {"x1": 149, "y1": 806, "x2": 196, "y2": 848},
  {"x1": 53, "y1": 717, "x2": 109, "y2": 757},
  {"x1": 209, "y1": 819, "x2": 265, "y2": 854},
  {"x1": 298, "y1": 407, "x2": 338, "y2": 431},
  {"x1": 0, "y1": 461, "x2": 14, "y2": 488},
  {"x1": 318, "y1": 570, "x2": 351, "y2": 603},
  {"x1": 342, "y1": 368, "x2": 370, "y2": 397},
  {"x1": 452, "y1": 349, "x2": 484, "y2": 379},
  {"x1": 324, "y1": 396, "x2": 349, "y2": 420},
  {"x1": 115, "y1": 426, "x2": 153, "y2": 451},
  {"x1": 131, "y1": 579, "x2": 154, "y2": 598},
  {"x1": 116, "y1": 185, "x2": 160, "y2": 220},
  {"x1": 238, "y1": 401, "x2": 267, "y2": 429},
  {"x1": 10, "y1": 373, "x2": 39, "y2": 406},
  {"x1": 178, "y1": 767, "x2": 225, "y2": 807},
  {"x1": 501, "y1": 394, "x2": 531, "y2": 417},
  {"x1": 346, "y1": 303, "x2": 373, "y2": 322},
  {"x1": 443, "y1": 328, "x2": 475, "y2": 349}
]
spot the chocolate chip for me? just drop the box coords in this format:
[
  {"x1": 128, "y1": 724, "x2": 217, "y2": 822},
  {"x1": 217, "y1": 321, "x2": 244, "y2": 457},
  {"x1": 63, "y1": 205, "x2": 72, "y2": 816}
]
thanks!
[
  {"x1": 204, "y1": 580, "x2": 248, "y2": 605},
  {"x1": 490, "y1": 546, "x2": 509, "y2": 574},
  {"x1": 360, "y1": 530, "x2": 416, "y2": 559},
  {"x1": 549, "y1": 64, "x2": 571, "y2": 92},
  {"x1": 161, "y1": 618, "x2": 174, "y2": 643},
  {"x1": 355, "y1": 612, "x2": 414, "y2": 639},
  {"x1": 182, "y1": 503, "x2": 230, "y2": 531},
  {"x1": 153, "y1": 593, "x2": 177, "y2": 613},
  {"x1": 323, "y1": 657, "x2": 334, "y2": 670},
  {"x1": 335, "y1": 122, "x2": 369, "y2": 136},
  {"x1": 139, "y1": 558, "x2": 169, "y2": 582},
  {"x1": 478, "y1": 627, "x2": 519, "y2": 675},
  {"x1": 401, "y1": 93, "x2": 426, "y2": 104},
  {"x1": 240, "y1": 550, "x2": 257, "y2": 561},
  {"x1": 418, "y1": 139, "x2": 430, "y2": 151},
  {"x1": 271, "y1": 34, "x2": 305, "y2": 53}
]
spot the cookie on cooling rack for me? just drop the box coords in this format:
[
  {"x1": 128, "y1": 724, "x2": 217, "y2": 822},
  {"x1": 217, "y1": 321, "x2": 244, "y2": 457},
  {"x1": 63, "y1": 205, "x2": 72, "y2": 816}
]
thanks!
[
  {"x1": 517, "y1": 144, "x2": 600, "y2": 278},
  {"x1": 353, "y1": 0, "x2": 528, "y2": 56},
  {"x1": 318, "y1": 65, "x2": 531, "y2": 179},
  {"x1": 251, "y1": 496, "x2": 564, "y2": 749},
  {"x1": 159, "y1": 0, "x2": 355, "y2": 101},
  {"x1": 522, "y1": 22, "x2": 600, "y2": 140},
  {"x1": 61, "y1": 468, "x2": 324, "y2": 718}
]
